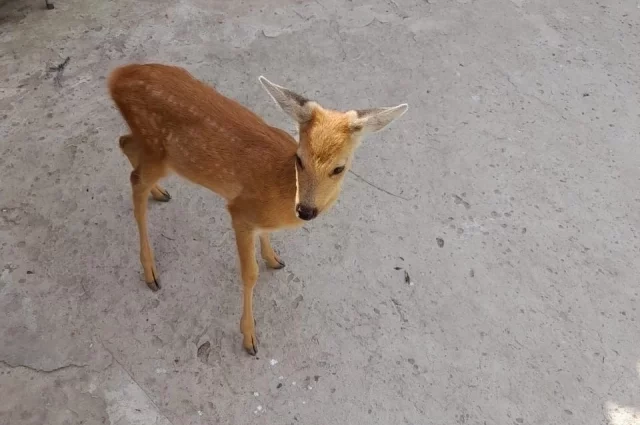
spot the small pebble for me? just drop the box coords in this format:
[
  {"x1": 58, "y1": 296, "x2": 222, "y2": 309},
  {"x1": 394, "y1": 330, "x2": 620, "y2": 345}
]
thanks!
[
  {"x1": 278, "y1": 376, "x2": 284, "y2": 380},
  {"x1": 292, "y1": 381, "x2": 296, "y2": 386},
  {"x1": 197, "y1": 411, "x2": 203, "y2": 416},
  {"x1": 270, "y1": 359, "x2": 278, "y2": 366},
  {"x1": 436, "y1": 237, "x2": 444, "y2": 248},
  {"x1": 308, "y1": 386, "x2": 313, "y2": 390},
  {"x1": 254, "y1": 392, "x2": 259, "y2": 397},
  {"x1": 257, "y1": 405, "x2": 263, "y2": 411}
]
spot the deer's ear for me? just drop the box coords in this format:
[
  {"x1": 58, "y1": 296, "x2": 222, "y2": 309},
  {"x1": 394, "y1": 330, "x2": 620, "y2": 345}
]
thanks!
[
  {"x1": 350, "y1": 104, "x2": 409, "y2": 133},
  {"x1": 259, "y1": 76, "x2": 314, "y2": 124}
]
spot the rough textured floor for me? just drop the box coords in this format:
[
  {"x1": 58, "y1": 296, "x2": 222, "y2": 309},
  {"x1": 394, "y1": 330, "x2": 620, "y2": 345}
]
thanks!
[{"x1": 1, "y1": 0, "x2": 639, "y2": 424}]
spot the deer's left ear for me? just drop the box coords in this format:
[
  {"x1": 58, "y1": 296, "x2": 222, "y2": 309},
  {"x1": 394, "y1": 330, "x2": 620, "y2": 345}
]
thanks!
[{"x1": 349, "y1": 104, "x2": 408, "y2": 133}]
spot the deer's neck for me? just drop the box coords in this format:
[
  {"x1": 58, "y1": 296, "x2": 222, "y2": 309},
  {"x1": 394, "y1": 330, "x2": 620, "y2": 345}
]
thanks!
[
  {"x1": 249, "y1": 140, "x2": 301, "y2": 229},
  {"x1": 273, "y1": 153, "x2": 297, "y2": 199}
]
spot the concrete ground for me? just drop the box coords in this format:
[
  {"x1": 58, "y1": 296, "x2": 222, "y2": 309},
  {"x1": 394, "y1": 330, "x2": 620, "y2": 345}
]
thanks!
[{"x1": 1, "y1": 0, "x2": 639, "y2": 423}]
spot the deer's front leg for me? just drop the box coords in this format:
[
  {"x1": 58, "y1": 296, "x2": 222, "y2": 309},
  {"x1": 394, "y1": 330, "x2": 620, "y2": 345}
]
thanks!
[
  {"x1": 233, "y1": 224, "x2": 260, "y2": 355},
  {"x1": 259, "y1": 233, "x2": 285, "y2": 269}
]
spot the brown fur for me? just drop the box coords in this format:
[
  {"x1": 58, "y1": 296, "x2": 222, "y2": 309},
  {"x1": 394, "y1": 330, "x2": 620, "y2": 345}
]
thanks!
[
  {"x1": 108, "y1": 63, "x2": 407, "y2": 355},
  {"x1": 303, "y1": 109, "x2": 353, "y2": 163}
]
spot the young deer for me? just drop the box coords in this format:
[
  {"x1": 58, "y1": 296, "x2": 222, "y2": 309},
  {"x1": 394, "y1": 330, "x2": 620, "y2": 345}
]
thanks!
[{"x1": 108, "y1": 64, "x2": 407, "y2": 355}]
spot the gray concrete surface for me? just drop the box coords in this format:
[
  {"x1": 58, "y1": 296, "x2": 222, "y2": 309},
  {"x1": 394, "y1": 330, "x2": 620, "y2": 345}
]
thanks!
[{"x1": 1, "y1": 0, "x2": 639, "y2": 424}]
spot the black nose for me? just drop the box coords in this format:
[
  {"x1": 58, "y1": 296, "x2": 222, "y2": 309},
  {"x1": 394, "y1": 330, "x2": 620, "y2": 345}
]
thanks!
[{"x1": 296, "y1": 204, "x2": 318, "y2": 220}]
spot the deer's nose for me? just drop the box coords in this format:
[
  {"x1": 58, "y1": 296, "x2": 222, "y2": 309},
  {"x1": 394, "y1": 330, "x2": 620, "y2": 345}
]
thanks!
[{"x1": 296, "y1": 204, "x2": 318, "y2": 221}]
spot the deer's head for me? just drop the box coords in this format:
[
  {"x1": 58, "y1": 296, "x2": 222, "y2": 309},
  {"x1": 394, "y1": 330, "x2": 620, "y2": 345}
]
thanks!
[{"x1": 260, "y1": 77, "x2": 408, "y2": 220}]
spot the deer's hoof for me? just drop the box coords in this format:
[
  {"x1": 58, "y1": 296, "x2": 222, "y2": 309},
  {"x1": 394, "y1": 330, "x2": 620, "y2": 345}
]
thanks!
[
  {"x1": 147, "y1": 271, "x2": 161, "y2": 291},
  {"x1": 266, "y1": 254, "x2": 285, "y2": 269},
  {"x1": 243, "y1": 333, "x2": 258, "y2": 356},
  {"x1": 151, "y1": 187, "x2": 172, "y2": 202}
]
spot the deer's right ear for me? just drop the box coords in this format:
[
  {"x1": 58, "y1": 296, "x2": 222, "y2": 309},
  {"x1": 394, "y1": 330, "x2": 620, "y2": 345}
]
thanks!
[{"x1": 259, "y1": 76, "x2": 314, "y2": 124}]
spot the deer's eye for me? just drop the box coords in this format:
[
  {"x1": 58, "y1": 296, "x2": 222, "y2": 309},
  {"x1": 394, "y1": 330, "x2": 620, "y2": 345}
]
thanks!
[
  {"x1": 332, "y1": 166, "x2": 345, "y2": 176},
  {"x1": 295, "y1": 154, "x2": 304, "y2": 170}
]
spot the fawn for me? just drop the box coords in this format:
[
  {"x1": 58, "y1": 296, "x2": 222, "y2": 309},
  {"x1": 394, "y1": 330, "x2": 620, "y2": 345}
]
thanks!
[{"x1": 108, "y1": 64, "x2": 408, "y2": 354}]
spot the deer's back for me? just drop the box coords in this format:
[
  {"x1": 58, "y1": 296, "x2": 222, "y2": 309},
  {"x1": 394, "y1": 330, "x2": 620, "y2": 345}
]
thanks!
[{"x1": 108, "y1": 64, "x2": 297, "y2": 199}]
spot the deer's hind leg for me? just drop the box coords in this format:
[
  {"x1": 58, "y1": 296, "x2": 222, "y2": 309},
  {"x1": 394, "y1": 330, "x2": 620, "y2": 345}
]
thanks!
[
  {"x1": 119, "y1": 134, "x2": 171, "y2": 202},
  {"x1": 259, "y1": 233, "x2": 285, "y2": 269},
  {"x1": 130, "y1": 159, "x2": 167, "y2": 291}
]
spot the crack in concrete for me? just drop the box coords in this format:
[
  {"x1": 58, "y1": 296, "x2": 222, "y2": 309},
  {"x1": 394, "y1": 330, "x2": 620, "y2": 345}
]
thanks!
[{"x1": 0, "y1": 359, "x2": 86, "y2": 374}]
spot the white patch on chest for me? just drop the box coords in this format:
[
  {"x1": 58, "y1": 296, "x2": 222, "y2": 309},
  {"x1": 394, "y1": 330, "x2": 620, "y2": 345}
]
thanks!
[{"x1": 294, "y1": 163, "x2": 300, "y2": 216}]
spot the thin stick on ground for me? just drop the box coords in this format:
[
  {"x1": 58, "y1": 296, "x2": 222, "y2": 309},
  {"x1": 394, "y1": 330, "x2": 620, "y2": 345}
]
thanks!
[{"x1": 349, "y1": 169, "x2": 413, "y2": 201}]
